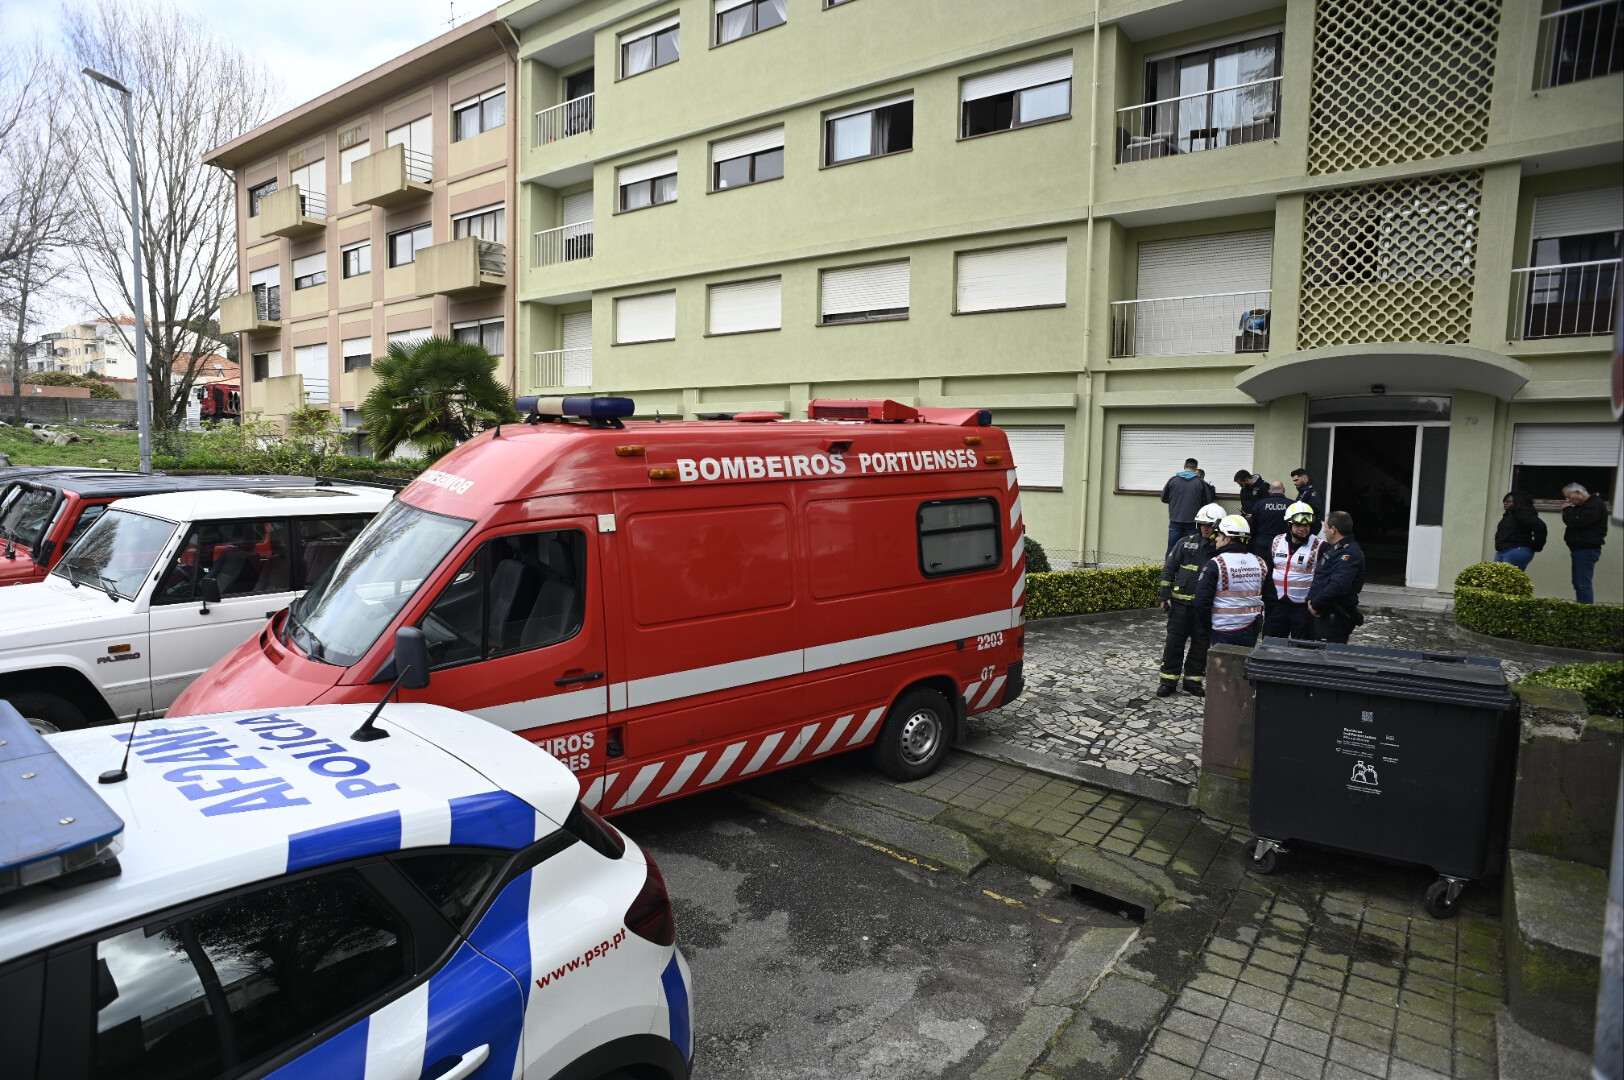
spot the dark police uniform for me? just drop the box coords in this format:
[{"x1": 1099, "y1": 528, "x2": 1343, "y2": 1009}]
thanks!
[
  {"x1": 1158, "y1": 530, "x2": 1216, "y2": 693},
  {"x1": 1237, "y1": 474, "x2": 1270, "y2": 519},
  {"x1": 1293, "y1": 481, "x2": 1325, "y2": 529},
  {"x1": 1307, "y1": 535, "x2": 1366, "y2": 643},
  {"x1": 1249, "y1": 492, "x2": 1293, "y2": 560}
]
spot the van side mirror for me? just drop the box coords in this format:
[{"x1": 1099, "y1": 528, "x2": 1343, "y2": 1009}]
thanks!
[
  {"x1": 394, "y1": 626, "x2": 431, "y2": 690},
  {"x1": 199, "y1": 578, "x2": 221, "y2": 613}
]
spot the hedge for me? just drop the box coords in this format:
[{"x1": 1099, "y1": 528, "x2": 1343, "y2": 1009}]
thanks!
[
  {"x1": 1453, "y1": 561, "x2": 1533, "y2": 597},
  {"x1": 1454, "y1": 587, "x2": 1624, "y2": 653},
  {"x1": 1024, "y1": 565, "x2": 1160, "y2": 621},
  {"x1": 1522, "y1": 661, "x2": 1624, "y2": 718}
]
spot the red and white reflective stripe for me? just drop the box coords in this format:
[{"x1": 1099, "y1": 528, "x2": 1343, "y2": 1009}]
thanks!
[
  {"x1": 1010, "y1": 532, "x2": 1025, "y2": 568},
  {"x1": 1008, "y1": 495, "x2": 1023, "y2": 529},
  {"x1": 976, "y1": 676, "x2": 1006, "y2": 710},
  {"x1": 1007, "y1": 469, "x2": 1018, "y2": 490},
  {"x1": 1011, "y1": 572, "x2": 1026, "y2": 606}
]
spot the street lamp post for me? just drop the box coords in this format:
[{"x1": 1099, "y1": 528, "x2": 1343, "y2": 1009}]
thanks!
[{"x1": 81, "y1": 67, "x2": 152, "y2": 474}]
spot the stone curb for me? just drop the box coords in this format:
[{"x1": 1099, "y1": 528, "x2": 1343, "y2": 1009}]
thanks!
[
  {"x1": 959, "y1": 735, "x2": 1196, "y2": 809},
  {"x1": 1450, "y1": 623, "x2": 1623, "y2": 665},
  {"x1": 1028, "y1": 607, "x2": 1163, "y2": 630}
]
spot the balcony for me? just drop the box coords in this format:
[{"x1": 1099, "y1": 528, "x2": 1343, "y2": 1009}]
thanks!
[
  {"x1": 1534, "y1": 0, "x2": 1622, "y2": 89},
  {"x1": 1117, "y1": 77, "x2": 1282, "y2": 162},
  {"x1": 416, "y1": 237, "x2": 506, "y2": 297},
  {"x1": 219, "y1": 288, "x2": 280, "y2": 335},
  {"x1": 534, "y1": 221, "x2": 593, "y2": 267},
  {"x1": 532, "y1": 346, "x2": 592, "y2": 389},
  {"x1": 350, "y1": 143, "x2": 432, "y2": 209},
  {"x1": 257, "y1": 185, "x2": 326, "y2": 239},
  {"x1": 536, "y1": 93, "x2": 594, "y2": 146},
  {"x1": 1111, "y1": 291, "x2": 1272, "y2": 357},
  {"x1": 1511, "y1": 260, "x2": 1620, "y2": 340}
]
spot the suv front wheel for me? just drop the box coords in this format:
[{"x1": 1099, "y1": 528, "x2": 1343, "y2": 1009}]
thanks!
[{"x1": 7, "y1": 690, "x2": 88, "y2": 735}]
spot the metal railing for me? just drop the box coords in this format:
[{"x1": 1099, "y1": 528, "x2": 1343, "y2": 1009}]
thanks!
[
  {"x1": 1511, "y1": 259, "x2": 1620, "y2": 339},
  {"x1": 1111, "y1": 290, "x2": 1272, "y2": 357},
  {"x1": 402, "y1": 147, "x2": 433, "y2": 184},
  {"x1": 1534, "y1": 0, "x2": 1621, "y2": 88},
  {"x1": 533, "y1": 221, "x2": 594, "y2": 266},
  {"x1": 535, "y1": 93, "x2": 595, "y2": 145},
  {"x1": 476, "y1": 239, "x2": 506, "y2": 275},
  {"x1": 1117, "y1": 76, "x2": 1282, "y2": 162},
  {"x1": 533, "y1": 347, "x2": 593, "y2": 388},
  {"x1": 298, "y1": 190, "x2": 327, "y2": 218},
  {"x1": 253, "y1": 285, "x2": 281, "y2": 322}
]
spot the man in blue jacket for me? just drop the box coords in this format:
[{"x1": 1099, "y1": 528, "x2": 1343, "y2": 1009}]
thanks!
[
  {"x1": 1307, "y1": 510, "x2": 1366, "y2": 643},
  {"x1": 1291, "y1": 468, "x2": 1325, "y2": 530},
  {"x1": 1161, "y1": 457, "x2": 1209, "y2": 556}
]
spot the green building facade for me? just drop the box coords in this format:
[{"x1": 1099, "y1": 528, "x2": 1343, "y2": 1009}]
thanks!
[{"x1": 501, "y1": 0, "x2": 1623, "y2": 602}]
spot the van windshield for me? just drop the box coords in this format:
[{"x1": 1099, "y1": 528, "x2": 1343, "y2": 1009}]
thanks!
[{"x1": 288, "y1": 499, "x2": 473, "y2": 667}]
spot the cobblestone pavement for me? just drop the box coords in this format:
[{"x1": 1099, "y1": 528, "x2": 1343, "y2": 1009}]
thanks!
[{"x1": 969, "y1": 609, "x2": 1542, "y2": 790}]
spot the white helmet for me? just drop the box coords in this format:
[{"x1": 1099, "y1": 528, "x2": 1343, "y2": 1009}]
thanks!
[
  {"x1": 1195, "y1": 502, "x2": 1226, "y2": 525},
  {"x1": 1285, "y1": 501, "x2": 1315, "y2": 524},
  {"x1": 1219, "y1": 514, "x2": 1251, "y2": 538}
]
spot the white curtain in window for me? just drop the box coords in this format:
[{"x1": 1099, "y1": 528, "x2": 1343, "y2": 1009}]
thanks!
[
  {"x1": 829, "y1": 115, "x2": 871, "y2": 161},
  {"x1": 1006, "y1": 428, "x2": 1066, "y2": 489},
  {"x1": 961, "y1": 54, "x2": 1073, "y2": 102},
  {"x1": 955, "y1": 240, "x2": 1067, "y2": 312},
  {"x1": 616, "y1": 291, "x2": 677, "y2": 343},
  {"x1": 1118, "y1": 426, "x2": 1254, "y2": 493},
  {"x1": 709, "y1": 278, "x2": 782, "y2": 334},
  {"x1": 623, "y1": 35, "x2": 655, "y2": 74},
  {"x1": 717, "y1": 0, "x2": 752, "y2": 42}
]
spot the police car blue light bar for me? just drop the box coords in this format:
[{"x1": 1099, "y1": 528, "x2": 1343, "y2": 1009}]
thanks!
[
  {"x1": 517, "y1": 395, "x2": 637, "y2": 420},
  {"x1": 0, "y1": 701, "x2": 125, "y2": 894}
]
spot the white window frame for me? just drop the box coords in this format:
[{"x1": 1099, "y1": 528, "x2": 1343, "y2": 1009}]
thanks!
[
  {"x1": 452, "y1": 87, "x2": 507, "y2": 142},
  {"x1": 824, "y1": 93, "x2": 913, "y2": 166},
  {"x1": 452, "y1": 317, "x2": 506, "y2": 356},
  {"x1": 341, "y1": 240, "x2": 371, "y2": 279},
  {"x1": 620, "y1": 14, "x2": 681, "y2": 79},
  {"x1": 388, "y1": 223, "x2": 432, "y2": 267},
  {"x1": 452, "y1": 204, "x2": 505, "y2": 243}
]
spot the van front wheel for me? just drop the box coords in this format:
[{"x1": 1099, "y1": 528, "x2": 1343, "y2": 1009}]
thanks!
[{"x1": 872, "y1": 687, "x2": 953, "y2": 781}]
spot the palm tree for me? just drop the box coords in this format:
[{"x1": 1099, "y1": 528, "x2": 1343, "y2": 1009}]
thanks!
[{"x1": 358, "y1": 336, "x2": 517, "y2": 460}]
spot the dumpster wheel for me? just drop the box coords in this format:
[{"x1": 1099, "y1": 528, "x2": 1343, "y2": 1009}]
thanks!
[
  {"x1": 1424, "y1": 876, "x2": 1467, "y2": 919},
  {"x1": 1246, "y1": 838, "x2": 1287, "y2": 874}
]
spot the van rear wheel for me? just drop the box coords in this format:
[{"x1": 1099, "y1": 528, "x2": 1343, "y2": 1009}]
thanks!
[
  {"x1": 872, "y1": 687, "x2": 953, "y2": 781},
  {"x1": 7, "y1": 691, "x2": 88, "y2": 735}
]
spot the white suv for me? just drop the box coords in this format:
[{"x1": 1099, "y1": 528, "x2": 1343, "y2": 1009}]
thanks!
[{"x1": 0, "y1": 485, "x2": 391, "y2": 731}]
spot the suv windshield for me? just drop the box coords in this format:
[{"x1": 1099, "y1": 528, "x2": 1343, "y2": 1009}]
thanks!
[
  {"x1": 289, "y1": 499, "x2": 473, "y2": 666},
  {"x1": 0, "y1": 485, "x2": 57, "y2": 552},
  {"x1": 52, "y1": 509, "x2": 178, "y2": 600}
]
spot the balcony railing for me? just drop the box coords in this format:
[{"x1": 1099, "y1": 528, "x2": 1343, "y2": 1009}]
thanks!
[
  {"x1": 254, "y1": 285, "x2": 281, "y2": 322},
  {"x1": 1534, "y1": 0, "x2": 1622, "y2": 89},
  {"x1": 536, "y1": 93, "x2": 595, "y2": 145},
  {"x1": 1512, "y1": 259, "x2": 1620, "y2": 339},
  {"x1": 1117, "y1": 77, "x2": 1282, "y2": 162},
  {"x1": 1111, "y1": 290, "x2": 1272, "y2": 358},
  {"x1": 476, "y1": 239, "x2": 506, "y2": 275},
  {"x1": 533, "y1": 347, "x2": 593, "y2": 388},
  {"x1": 299, "y1": 190, "x2": 326, "y2": 218},
  {"x1": 534, "y1": 221, "x2": 594, "y2": 267},
  {"x1": 402, "y1": 148, "x2": 433, "y2": 184}
]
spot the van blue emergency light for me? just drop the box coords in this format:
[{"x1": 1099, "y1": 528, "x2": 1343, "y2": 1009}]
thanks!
[
  {"x1": 517, "y1": 395, "x2": 637, "y2": 421},
  {"x1": 0, "y1": 701, "x2": 125, "y2": 893}
]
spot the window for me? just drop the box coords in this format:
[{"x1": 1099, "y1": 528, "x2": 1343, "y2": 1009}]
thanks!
[
  {"x1": 453, "y1": 88, "x2": 506, "y2": 141},
  {"x1": 342, "y1": 336, "x2": 372, "y2": 372},
  {"x1": 64, "y1": 503, "x2": 108, "y2": 552},
  {"x1": 453, "y1": 205, "x2": 505, "y2": 242},
  {"x1": 386, "y1": 116, "x2": 433, "y2": 182},
  {"x1": 712, "y1": 127, "x2": 784, "y2": 190},
  {"x1": 340, "y1": 141, "x2": 371, "y2": 184},
  {"x1": 825, "y1": 94, "x2": 913, "y2": 164},
  {"x1": 387, "y1": 328, "x2": 432, "y2": 349},
  {"x1": 294, "y1": 343, "x2": 330, "y2": 404},
  {"x1": 251, "y1": 351, "x2": 273, "y2": 382},
  {"x1": 960, "y1": 54, "x2": 1073, "y2": 137},
  {"x1": 420, "y1": 528, "x2": 588, "y2": 668},
  {"x1": 247, "y1": 179, "x2": 277, "y2": 217},
  {"x1": 820, "y1": 260, "x2": 909, "y2": 323},
  {"x1": 94, "y1": 871, "x2": 410, "y2": 1080},
  {"x1": 155, "y1": 519, "x2": 294, "y2": 602},
  {"x1": 622, "y1": 15, "x2": 680, "y2": 78},
  {"x1": 1005, "y1": 428, "x2": 1066, "y2": 489},
  {"x1": 1522, "y1": 187, "x2": 1623, "y2": 339},
  {"x1": 1511, "y1": 423, "x2": 1621, "y2": 510},
  {"x1": 288, "y1": 158, "x2": 326, "y2": 215},
  {"x1": 917, "y1": 498, "x2": 1000, "y2": 577},
  {"x1": 389, "y1": 223, "x2": 433, "y2": 266},
  {"x1": 250, "y1": 267, "x2": 280, "y2": 321},
  {"x1": 615, "y1": 291, "x2": 677, "y2": 344},
  {"x1": 342, "y1": 241, "x2": 371, "y2": 278},
  {"x1": 1128, "y1": 230, "x2": 1273, "y2": 357},
  {"x1": 453, "y1": 317, "x2": 506, "y2": 356},
  {"x1": 292, "y1": 252, "x2": 326, "y2": 291},
  {"x1": 296, "y1": 515, "x2": 371, "y2": 589},
  {"x1": 393, "y1": 850, "x2": 508, "y2": 930},
  {"x1": 1134, "y1": 33, "x2": 1281, "y2": 157},
  {"x1": 618, "y1": 154, "x2": 678, "y2": 211},
  {"x1": 716, "y1": 0, "x2": 785, "y2": 44},
  {"x1": 1116, "y1": 426, "x2": 1255, "y2": 494},
  {"x1": 709, "y1": 277, "x2": 781, "y2": 334},
  {"x1": 955, "y1": 239, "x2": 1067, "y2": 313}
]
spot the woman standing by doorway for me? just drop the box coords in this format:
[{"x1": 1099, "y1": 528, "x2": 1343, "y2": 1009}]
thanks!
[{"x1": 1493, "y1": 491, "x2": 1547, "y2": 571}]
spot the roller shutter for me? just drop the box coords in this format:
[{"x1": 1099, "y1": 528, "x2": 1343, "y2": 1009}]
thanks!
[
  {"x1": 1006, "y1": 427, "x2": 1066, "y2": 489},
  {"x1": 709, "y1": 278, "x2": 782, "y2": 334},
  {"x1": 1118, "y1": 426, "x2": 1254, "y2": 494},
  {"x1": 955, "y1": 240, "x2": 1067, "y2": 313},
  {"x1": 616, "y1": 291, "x2": 677, "y2": 344}
]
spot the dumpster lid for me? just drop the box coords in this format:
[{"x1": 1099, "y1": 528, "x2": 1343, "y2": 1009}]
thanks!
[{"x1": 1244, "y1": 638, "x2": 1516, "y2": 708}]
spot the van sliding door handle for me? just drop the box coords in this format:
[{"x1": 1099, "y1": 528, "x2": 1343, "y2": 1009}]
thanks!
[{"x1": 555, "y1": 671, "x2": 605, "y2": 686}]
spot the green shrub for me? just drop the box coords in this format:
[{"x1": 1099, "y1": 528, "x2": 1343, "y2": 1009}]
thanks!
[
  {"x1": 1455, "y1": 587, "x2": 1624, "y2": 653},
  {"x1": 1024, "y1": 537, "x2": 1052, "y2": 573},
  {"x1": 26, "y1": 371, "x2": 121, "y2": 400},
  {"x1": 1025, "y1": 565, "x2": 1159, "y2": 621},
  {"x1": 1522, "y1": 661, "x2": 1624, "y2": 717},
  {"x1": 1454, "y1": 561, "x2": 1534, "y2": 597}
]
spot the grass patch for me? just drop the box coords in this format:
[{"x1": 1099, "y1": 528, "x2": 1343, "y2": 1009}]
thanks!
[{"x1": 0, "y1": 424, "x2": 143, "y2": 468}]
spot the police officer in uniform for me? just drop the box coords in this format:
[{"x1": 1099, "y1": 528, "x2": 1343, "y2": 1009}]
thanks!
[
  {"x1": 1156, "y1": 502, "x2": 1225, "y2": 698},
  {"x1": 1234, "y1": 470, "x2": 1270, "y2": 519},
  {"x1": 1262, "y1": 501, "x2": 1323, "y2": 639},
  {"x1": 1307, "y1": 510, "x2": 1366, "y2": 643},
  {"x1": 1249, "y1": 482, "x2": 1293, "y2": 560},
  {"x1": 1290, "y1": 468, "x2": 1325, "y2": 529},
  {"x1": 1194, "y1": 515, "x2": 1269, "y2": 649}
]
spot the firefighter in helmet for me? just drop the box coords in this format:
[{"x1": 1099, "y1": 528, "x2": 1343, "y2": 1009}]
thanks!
[
  {"x1": 1262, "y1": 501, "x2": 1323, "y2": 640},
  {"x1": 1156, "y1": 502, "x2": 1225, "y2": 698},
  {"x1": 1193, "y1": 514, "x2": 1269, "y2": 649}
]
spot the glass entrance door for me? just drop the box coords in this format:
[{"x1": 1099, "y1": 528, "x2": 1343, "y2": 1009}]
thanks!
[{"x1": 1312, "y1": 423, "x2": 1450, "y2": 589}]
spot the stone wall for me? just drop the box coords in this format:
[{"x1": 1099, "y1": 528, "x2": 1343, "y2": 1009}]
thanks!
[{"x1": 0, "y1": 395, "x2": 139, "y2": 426}]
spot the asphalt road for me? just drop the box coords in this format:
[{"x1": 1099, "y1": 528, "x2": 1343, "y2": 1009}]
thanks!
[{"x1": 616, "y1": 783, "x2": 1136, "y2": 1080}]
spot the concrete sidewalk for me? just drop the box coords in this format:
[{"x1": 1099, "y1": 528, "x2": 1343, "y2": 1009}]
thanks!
[{"x1": 744, "y1": 752, "x2": 1507, "y2": 1080}]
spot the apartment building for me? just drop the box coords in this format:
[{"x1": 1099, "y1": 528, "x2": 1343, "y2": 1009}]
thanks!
[
  {"x1": 206, "y1": 10, "x2": 518, "y2": 436},
  {"x1": 496, "y1": 0, "x2": 1621, "y2": 602},
  {"x1": 30, "y1": 319, "x2": 140, "y2": 378}
]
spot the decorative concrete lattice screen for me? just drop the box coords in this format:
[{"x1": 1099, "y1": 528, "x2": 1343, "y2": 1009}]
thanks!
[
  {"x1": 1298, "y1": 171, "x2": 1482, "y2": 349},
  {"x1": 1307, "y1": 0, "x2": 1501, "y2": 174}
]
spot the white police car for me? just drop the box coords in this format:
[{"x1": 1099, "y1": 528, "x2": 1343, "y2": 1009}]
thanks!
[{"x1": 0, "y1": 685, "x2": 693, "y2": 1080}]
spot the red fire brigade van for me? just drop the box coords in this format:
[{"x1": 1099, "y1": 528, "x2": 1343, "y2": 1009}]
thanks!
[{"x1": 170, "y1": 397, "x2": 1029, "y2": 812}]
